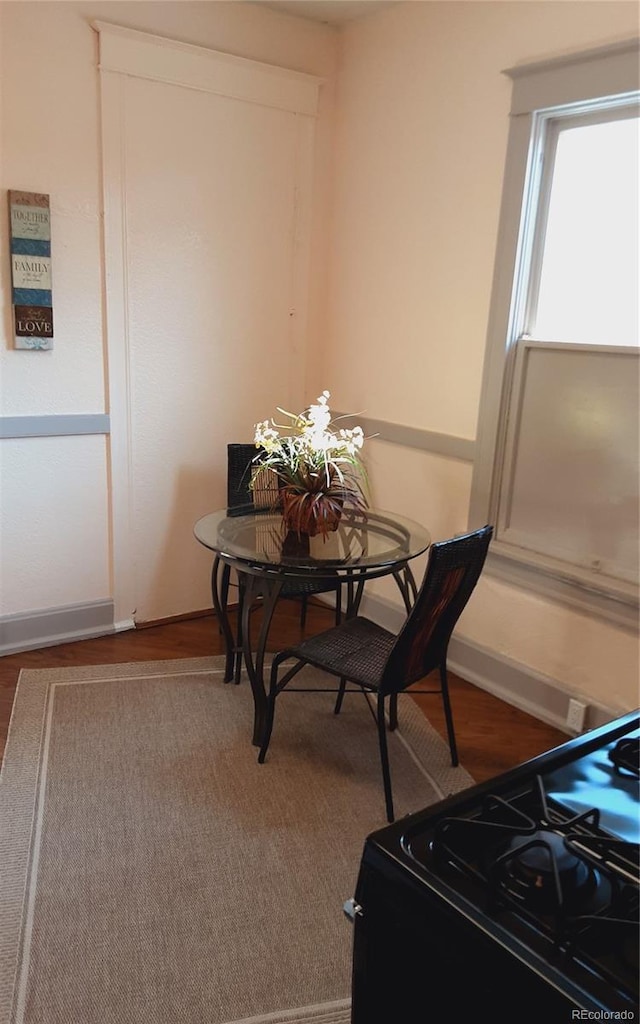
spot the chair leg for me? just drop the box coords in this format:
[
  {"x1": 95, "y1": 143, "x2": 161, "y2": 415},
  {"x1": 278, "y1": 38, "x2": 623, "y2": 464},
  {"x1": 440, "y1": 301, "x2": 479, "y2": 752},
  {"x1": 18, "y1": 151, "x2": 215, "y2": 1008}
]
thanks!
[
  {"x1": 258, "y1": 655, "x2": 284, "y2": 763},
  {"x1": 389, "y1": 693, "x2": 398, "y2": 731},
  {"x1": 377, "y1": 693, "x2": 395, "y2": 823},
  {"x1": 300, "y1": 595, "x2": 308, "y2": 630},
  {"x1": 334, "y1": 677, "x2": 347, "y2": 715},
  {"x1": 335, "y1": 585, "x2": 342, "y2": 626},
  {"x1": 439, "y1": 663, "x2": 459, "y2": 767}
]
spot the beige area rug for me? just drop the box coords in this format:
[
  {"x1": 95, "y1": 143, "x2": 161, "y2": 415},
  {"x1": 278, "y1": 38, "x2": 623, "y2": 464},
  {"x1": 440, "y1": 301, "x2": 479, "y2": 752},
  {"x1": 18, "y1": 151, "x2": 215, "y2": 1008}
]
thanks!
[{"x1": 0, "y1": 657, "x2": 474, "y2": 1024}]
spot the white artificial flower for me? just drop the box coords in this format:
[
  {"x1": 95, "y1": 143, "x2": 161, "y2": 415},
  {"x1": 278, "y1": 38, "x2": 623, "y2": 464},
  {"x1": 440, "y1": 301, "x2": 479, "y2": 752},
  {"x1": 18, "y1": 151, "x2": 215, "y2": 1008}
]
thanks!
[
  {"x1": 307, "y1": 393, "x2": 332, "y2": 436},
  {"x1": 252, "y1": 391, "x2": 367, "y2": 510},
  {"x1": 254, "y1": 420, "x2": 280, "y2": 449}
]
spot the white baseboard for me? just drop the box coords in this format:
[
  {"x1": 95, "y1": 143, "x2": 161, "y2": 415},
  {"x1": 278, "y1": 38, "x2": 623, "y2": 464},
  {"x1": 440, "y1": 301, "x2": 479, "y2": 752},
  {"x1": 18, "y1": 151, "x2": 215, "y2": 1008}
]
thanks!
[
  {"x1": 1, "y1": 592, "x2": 620, "y2": 738},
  {"x1": 355, "y1": 592, "x2": 617, "y2": 735},
  {"x1": 0, "y1": 600, "x2": 117, "y2": 656}
]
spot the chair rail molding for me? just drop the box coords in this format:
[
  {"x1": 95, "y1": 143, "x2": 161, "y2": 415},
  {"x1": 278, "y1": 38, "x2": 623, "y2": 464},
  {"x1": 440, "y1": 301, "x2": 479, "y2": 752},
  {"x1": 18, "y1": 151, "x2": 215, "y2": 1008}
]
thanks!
[
  {"x1": 0, "y1": 414, "x2": 109, "y2": 438},
  {"x1": 332, "y1": 412, "x2": 475, "y2": 463}
]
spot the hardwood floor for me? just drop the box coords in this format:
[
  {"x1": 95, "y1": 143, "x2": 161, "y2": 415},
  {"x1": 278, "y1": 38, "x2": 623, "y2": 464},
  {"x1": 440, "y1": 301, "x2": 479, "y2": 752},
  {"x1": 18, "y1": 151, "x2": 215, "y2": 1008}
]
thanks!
[{"x1": 0, "y1": 602, "x2": 567, "y2": 781}]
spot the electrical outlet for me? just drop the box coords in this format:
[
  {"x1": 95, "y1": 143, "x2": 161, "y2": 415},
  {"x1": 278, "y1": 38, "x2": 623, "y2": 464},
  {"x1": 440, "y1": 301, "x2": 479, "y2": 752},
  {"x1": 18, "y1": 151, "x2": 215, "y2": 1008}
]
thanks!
[{"x1": 567, "y1": 698, "x2": 587, "y2": 732}]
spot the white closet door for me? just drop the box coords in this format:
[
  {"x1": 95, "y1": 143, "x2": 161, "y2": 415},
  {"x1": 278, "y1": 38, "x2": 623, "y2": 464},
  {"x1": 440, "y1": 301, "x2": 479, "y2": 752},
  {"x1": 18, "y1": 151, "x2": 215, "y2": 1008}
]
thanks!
[
  {"x1": 125, "y1": 78, "x2": 299, "y2": 621},
  {"x1": 98, "y1": 25, "x2": 320, "y2": 624}
]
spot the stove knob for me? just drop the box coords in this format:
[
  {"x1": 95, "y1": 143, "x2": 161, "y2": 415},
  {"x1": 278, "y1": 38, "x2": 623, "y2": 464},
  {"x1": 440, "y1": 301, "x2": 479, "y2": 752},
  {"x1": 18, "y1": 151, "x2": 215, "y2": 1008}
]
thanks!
[{"x1": 343, "y1": 898, "x2": 364, "y2": 922}]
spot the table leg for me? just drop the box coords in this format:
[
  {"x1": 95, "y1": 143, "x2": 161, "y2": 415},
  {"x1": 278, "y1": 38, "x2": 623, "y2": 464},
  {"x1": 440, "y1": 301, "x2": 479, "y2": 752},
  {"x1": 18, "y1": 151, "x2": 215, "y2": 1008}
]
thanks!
[
  {"x1": 240, "y1": 573, "x2": 284, "y2": 746},
  {"x1": 234, "y1": 576, "x2": 246, "y2": 685},
  {"x1": 211, "y1": 556, "x2": 236, "y2": 683},
  {"x1": 345, "y1": 570, "x2": 367, "y2": 618},
  {"x1": 392, "y1": 562, "x2": 418, "y2": 615}
]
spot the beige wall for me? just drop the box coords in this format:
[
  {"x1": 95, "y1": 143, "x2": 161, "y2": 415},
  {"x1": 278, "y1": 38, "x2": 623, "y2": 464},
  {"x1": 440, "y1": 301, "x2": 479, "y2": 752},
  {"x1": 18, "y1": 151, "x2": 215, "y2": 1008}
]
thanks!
[
  {"x1": 0, "y1": 1, "x2": 337, "y2": 618},
  {"x1": 1, "y1": 0, "x2": 338, "y2": 418},
  {"x1": 318, "y1": 1, "x2": 639, "y2": 711}
]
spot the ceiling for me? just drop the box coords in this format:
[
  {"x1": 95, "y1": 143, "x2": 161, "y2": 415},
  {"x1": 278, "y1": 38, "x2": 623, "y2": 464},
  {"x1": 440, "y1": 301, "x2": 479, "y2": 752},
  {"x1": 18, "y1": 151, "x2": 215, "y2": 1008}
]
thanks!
[{"x1": 255, "y1": 1, "x2": 398, "y2": 25}]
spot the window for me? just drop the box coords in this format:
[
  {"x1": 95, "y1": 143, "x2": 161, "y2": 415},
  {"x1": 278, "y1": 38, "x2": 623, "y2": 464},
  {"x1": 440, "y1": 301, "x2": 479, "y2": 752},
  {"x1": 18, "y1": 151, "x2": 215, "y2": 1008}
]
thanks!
[
  {"x1": 469, "y1": 41, "x2": 640, "y2": 629},
  {"x1": 531, "y1": 108, "x2": 638, "y2": 347}
]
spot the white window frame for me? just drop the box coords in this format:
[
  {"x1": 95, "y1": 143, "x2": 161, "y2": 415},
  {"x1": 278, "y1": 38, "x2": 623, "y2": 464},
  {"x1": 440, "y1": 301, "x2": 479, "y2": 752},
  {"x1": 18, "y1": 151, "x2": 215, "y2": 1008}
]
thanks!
[
  {"x1": 523, "y1": 102, "x2": 638, "y2": 343},
  {"x1": 469, "y1": 39, "x2": 640, "y2": 631}
]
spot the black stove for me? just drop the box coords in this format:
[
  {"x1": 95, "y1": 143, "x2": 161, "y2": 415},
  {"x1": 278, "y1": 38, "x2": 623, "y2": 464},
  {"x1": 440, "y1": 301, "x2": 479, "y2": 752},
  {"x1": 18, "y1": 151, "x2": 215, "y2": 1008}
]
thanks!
[{"x1": 348, "y1": 710, "x2": 639, "y2": 1023}]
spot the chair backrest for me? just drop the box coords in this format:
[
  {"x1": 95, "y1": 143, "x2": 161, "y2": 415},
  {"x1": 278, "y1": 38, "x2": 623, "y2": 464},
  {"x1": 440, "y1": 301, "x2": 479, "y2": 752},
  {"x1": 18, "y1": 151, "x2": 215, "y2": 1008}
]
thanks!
[
  {"x1": 380, "y1": 525, "x2": 493, "y2": 695},
  {"x1": 227, "y1": 443, "x2": 257, "y2": 515},
  {"x1": 227, "y1": 443, "x2": 279, "y2": 516}
]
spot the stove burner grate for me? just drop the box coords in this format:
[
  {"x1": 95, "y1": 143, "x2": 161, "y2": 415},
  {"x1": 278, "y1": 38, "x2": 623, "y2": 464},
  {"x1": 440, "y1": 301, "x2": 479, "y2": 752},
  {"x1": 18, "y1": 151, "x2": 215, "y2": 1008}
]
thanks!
[
  {"x1": 431, "y1": 775, "x2": 636, "y2": 968},
  {"x1": 565, "y1": 834, "x2": 640, "y2": 888}
]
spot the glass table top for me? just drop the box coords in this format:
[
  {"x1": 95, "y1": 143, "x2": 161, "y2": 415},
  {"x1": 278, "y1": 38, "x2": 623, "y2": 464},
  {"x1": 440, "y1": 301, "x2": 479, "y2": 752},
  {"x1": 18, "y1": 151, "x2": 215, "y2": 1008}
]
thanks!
[{"x1": 194, "y1": 506, "x2": 431, "y2": 576}]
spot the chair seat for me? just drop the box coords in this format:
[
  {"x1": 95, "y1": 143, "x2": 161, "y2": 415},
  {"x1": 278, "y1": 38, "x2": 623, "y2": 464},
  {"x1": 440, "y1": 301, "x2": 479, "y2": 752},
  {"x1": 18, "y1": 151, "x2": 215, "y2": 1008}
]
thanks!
[
  {"x1": 238, "y1": 572, "x2": 340, "y2": 601},
  {"x1": 279, "y1": 576, "x2": 337, "y2": 599},
  {"x1": 284, "y1": 616, "x2": 395, "y2": 689}
]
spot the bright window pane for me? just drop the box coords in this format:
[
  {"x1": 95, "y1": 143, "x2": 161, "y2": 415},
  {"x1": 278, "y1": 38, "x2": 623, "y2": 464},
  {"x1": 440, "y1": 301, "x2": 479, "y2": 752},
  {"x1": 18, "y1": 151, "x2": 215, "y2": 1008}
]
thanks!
[{"x1": 534, "y1": 116, "x2": 639, "y2": 346}]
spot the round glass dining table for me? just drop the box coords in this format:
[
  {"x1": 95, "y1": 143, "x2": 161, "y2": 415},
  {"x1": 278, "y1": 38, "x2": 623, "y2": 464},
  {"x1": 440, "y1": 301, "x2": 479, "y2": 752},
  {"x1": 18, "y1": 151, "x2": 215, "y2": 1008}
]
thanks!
[{"x1": 194, "y1": 506, "x2": 431, "y2": 745}]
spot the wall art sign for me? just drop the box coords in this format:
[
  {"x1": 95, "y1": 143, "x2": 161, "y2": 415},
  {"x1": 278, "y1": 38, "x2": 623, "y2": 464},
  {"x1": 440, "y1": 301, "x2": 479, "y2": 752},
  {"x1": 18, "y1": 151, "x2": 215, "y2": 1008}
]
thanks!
[{"x1": 9, "y1": 190, "x2": 54, "y2": 350}]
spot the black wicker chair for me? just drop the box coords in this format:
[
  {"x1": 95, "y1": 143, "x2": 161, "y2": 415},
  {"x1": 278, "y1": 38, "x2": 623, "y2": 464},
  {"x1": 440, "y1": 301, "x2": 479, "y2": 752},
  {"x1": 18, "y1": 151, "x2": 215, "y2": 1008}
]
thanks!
[
  {"x1": 259, "y1": 525, "x2": 493, "y2": 822},
  {"x1": 221, "y1": 444, "x2": 343, "y2": 682}
]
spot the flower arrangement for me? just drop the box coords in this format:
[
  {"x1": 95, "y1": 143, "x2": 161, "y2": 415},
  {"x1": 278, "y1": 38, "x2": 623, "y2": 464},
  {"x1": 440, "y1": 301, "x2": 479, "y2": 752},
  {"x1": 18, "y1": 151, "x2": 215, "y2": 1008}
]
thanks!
[{"x1": 253, "y1": 391, "x2": 369, "y2": 537}]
